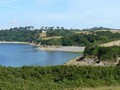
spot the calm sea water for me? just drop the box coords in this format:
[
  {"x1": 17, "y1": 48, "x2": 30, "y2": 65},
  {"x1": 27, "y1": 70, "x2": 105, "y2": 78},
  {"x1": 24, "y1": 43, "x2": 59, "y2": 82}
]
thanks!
[{"x1": 0, "y1": 44, "x2": 81, "y2": 67}]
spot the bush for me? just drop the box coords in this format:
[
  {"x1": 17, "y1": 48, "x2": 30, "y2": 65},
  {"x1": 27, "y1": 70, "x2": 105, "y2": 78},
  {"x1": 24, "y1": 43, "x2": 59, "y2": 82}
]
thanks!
[{"x1": 0, "y1": 65, "x2": 120, "y2": 89}]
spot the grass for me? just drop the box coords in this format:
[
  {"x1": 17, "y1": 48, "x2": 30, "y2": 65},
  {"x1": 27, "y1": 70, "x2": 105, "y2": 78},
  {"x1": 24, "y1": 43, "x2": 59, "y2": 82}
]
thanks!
[
  {"x1": 100, "y1": 40, "x2": 120, "y2": 47},
  {"x1": 40, "y1": 33, "x2": 46, "y2": 38},
  {"x1": 41, "y1": 36, "x2": 63, "y2": 40},
  {"x1": 39, "y1": 32, "x2": 63, "y2": 40},
  {"x1": 110, "y1": 30, "x2": 120, "y2": 33},
  {"x1": 73, "y1": 31, "x2": 89, "y2": 34},
  {"x1": 73, "y1": 29, "x2": 120, "y2": 34},
  {"x1": 69, "y1": 86, "x2": 120, "y2": 90}
]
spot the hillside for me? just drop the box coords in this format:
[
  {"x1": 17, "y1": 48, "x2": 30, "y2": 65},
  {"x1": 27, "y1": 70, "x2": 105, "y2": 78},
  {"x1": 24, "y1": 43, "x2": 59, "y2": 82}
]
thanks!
[
  {"x1": 110, "y1": 29, "x2": 120, "y2": 33},
  {"x1": 66, "y1": 40, "x2": 120, "y2": 66},
  {"x1": 100, "y1": 40, "x2": 120, "y2": 47}
]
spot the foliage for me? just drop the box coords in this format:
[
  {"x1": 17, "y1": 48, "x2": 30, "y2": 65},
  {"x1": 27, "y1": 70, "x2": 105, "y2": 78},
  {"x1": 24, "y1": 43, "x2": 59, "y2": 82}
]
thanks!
[
  {"x1": 0, "y1": 26, "x2": 40, "y2": 43},
  {"x1": 41, "y1": 38, "x2": 62, "y2": 46},
  {"x1": 0, "y1": 65, "x2": 120, "y2": 89},
  {"x1": 41, "y1": 30, "x2": 120, "y2": 46},
  {"x1": 0, "y1": 27, "x2": 120, "y2": 46},
  {"x1": 46, "y1": 29, "x2": 73, "y2": 37},
  {"x1": 84, "y1": 46, "x2": 120, "y2": 62},
  {"x1": 61, "y1": 34, "x2": 90, "y2": 46},
  {"x1": 82, "y1": 26, "x2": 110, "y2": 31}
]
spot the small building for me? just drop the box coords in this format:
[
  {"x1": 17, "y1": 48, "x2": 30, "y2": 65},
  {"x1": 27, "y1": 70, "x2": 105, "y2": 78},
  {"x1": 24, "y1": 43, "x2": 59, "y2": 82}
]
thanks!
[{"x1": 42, "y1": 30, "x2": 47, "y2": 33}]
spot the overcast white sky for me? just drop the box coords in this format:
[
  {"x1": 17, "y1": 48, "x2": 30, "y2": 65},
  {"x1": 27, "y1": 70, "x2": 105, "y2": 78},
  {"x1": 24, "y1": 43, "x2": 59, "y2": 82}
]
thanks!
[{"x1": 0, "y1": 0, "x2": 120, "y2": 29}]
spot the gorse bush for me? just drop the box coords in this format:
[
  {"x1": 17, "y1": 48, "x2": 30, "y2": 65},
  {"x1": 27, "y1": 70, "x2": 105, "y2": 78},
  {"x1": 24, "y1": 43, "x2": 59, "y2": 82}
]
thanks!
[{"x1": 0, "y1": 65, "x2": 120, "y2": 89}]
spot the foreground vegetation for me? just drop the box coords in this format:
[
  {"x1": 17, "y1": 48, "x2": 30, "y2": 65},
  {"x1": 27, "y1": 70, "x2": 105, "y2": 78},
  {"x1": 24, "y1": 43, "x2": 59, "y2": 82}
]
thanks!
[
  {"x1": 73, "y1": 86, "x2": 120, "y2": 90},
  {"x1": 0, "y1": 65, "x2": 120, "y2": 90}
]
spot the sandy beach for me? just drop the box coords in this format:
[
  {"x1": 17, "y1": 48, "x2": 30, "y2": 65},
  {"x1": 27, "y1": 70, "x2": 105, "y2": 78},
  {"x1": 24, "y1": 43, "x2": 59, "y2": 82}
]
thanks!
[
  {"x1": 37, "y1": 46, "x2": 85, "y2": 52},
  {"x1": 0, "y1": 41, "x2": 27, "y2": 44}
]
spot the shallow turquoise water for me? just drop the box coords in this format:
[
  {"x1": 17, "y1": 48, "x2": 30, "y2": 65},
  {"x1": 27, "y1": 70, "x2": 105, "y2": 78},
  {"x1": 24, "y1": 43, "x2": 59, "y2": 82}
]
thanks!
[{"x1": 0, "y1": 44, "x2": 81, "y2": 67}]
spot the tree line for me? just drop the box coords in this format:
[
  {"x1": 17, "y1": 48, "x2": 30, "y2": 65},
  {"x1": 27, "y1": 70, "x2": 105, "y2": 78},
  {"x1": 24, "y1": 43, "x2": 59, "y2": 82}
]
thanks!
[
  {"x1": 0, "y1": 26, "x2": 40, "y2": 42},
  {"x1": 41, "y1": 30, "x2": 120, "y2": 46},
  {"x1": 0, "y1": 26, "x2": 120, "y2": 47}
]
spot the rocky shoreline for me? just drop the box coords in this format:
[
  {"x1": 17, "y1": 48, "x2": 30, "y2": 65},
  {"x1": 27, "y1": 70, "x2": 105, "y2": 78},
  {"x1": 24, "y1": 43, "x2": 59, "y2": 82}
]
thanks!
[{"x1": 65, "y1": 56, "x2": 120, "y2": 66}]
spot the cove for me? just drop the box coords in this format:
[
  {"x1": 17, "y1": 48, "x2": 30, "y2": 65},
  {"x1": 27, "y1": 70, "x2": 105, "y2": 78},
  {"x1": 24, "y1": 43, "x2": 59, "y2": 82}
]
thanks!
[{"x1": 0, "y1": 44, "x2": 81, "y2": 67}]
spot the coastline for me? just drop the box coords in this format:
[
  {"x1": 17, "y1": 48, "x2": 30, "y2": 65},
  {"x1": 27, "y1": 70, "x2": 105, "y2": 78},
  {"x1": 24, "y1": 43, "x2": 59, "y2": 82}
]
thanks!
[
  {"x1": 0, "y1": 41, "x2": 28, "y2": 44},
  {"x1": 0, "y1": 41, "x2": 85, "y2": 52},
  {"x1": 64, "y1": 56, "x2": 80, "y2": 65},
  {"x1": 37, "y1": 46, "x2": 85, "y2": 52},
  {"x1": 0, "y1": 41, "x2": 85, "y2": 65}
]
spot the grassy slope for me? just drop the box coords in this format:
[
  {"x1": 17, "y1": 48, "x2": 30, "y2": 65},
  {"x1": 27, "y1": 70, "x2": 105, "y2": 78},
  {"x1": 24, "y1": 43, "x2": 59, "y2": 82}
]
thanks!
[
  {"x1": 40, "y1": 32, "x2": 63, "y2": 40},
  {"x1": 41, "y1": 36, "x2": 63, "y2": 40},
  {"x1": 100, "y1": 40, "x2": 120, "y2": 47}
]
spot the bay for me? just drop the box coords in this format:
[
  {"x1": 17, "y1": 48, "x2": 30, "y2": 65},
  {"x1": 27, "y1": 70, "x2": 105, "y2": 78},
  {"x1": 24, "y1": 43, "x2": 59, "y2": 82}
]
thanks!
[{"x1": 0, "y1": 44, "x2": 81, "y2": 67}]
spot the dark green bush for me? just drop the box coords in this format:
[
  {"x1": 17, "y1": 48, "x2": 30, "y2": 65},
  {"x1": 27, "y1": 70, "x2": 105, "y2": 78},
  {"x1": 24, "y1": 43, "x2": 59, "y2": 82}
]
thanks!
[{"x1": 0, "y1": 65, "x2": 120, "y2": 89}]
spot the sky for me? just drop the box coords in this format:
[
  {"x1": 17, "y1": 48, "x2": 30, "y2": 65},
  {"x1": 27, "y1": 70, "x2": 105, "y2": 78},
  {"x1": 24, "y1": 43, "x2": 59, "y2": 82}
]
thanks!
[{"x1": 0, "y1": 0, "x2": 120, "y2": 29}]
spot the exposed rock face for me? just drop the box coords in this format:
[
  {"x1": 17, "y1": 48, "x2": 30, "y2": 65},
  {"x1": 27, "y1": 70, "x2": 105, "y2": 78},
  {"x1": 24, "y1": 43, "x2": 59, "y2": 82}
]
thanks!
[{"x1": 65, "y1": 56, "x2": 119, "y2": 66}]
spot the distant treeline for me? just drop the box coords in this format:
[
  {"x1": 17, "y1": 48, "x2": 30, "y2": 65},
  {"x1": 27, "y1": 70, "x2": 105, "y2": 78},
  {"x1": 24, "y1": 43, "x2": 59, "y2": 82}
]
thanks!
[
  {"x1": 41, "y1": 30, "x2": 120, "y2": 46},
  {"x1": 82, "y1": 26, "x2": 111, "y2": 31},
  {"x1": 0, "y1": 26, "x2": 40, "y2": 42},
  {"x1": 0, "y1": 26, "x2": 120, "y2": 46},
  {"x1": 0, "y1": 65, "x2": 120, "y2": 89}
]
